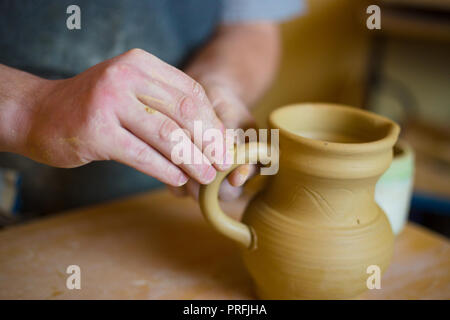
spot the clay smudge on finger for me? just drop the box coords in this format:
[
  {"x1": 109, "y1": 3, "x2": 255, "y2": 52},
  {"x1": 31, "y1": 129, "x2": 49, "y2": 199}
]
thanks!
[
  {"x1": 61, "y1": 136, "x2": 83, "y2": 148},
  {"x1": 137, "y1": 94, "x2": 174, "y2": 115},
  {"x1": 137, "y1": 94, "x2": 165, "y2": 108},
  {"x1": 144, "y1": 106, "x2": 157, "y2": 114},
  {"x1": 138, "y1": 80, "x2": 175, "y2": 113}
]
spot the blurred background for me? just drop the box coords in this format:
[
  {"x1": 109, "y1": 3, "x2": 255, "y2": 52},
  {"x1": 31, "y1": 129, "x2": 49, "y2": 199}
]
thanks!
[{"x1": 253, "y1": 0, "x2": 450, "y2": 237}]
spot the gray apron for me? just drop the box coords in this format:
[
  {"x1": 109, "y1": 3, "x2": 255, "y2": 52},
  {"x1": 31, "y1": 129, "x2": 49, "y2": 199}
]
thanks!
[{"x1": 0, "y1": 0, "x2": 221, "y2": 215}]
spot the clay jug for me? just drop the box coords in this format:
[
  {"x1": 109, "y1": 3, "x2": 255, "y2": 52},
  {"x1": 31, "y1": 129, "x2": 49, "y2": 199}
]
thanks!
[{"x1": 199, "y1": 103, "x2": 400, "y2": 299}]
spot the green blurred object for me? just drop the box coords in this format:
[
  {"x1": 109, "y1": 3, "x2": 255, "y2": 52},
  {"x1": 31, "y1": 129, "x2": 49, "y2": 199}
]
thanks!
[{"x1": 375, "y1": 140, "x2": 415, "y2": 235}]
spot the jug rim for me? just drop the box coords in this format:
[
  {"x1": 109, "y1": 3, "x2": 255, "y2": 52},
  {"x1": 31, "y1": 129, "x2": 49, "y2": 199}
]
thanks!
[{"x1": 269, "y1": 103, "x2": 400, "y2": 155}]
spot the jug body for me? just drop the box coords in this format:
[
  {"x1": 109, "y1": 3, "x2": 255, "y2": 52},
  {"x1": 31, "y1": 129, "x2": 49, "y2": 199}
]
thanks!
[
  {"x1": 199, "y1": 103, "x2": 400, "y2": 299},
  {"x1": 241, "y1": 179, "x2": 394, "y2": 299}
]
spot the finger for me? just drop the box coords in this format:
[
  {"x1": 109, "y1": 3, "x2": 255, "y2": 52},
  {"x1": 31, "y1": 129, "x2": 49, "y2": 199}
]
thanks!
[
  {"x1": 206, "y1": 84, "x2": 256, "y2": 130},
  {"x1": 106, "y1": 127, "x2": 189, "y2": 187},
  {"x1": 227, "y1": 164, "x2": 258, "y2": 187},
  {"x1": 219, "y1": 178, "x2": 243, "y2": 201},
  {"x1": 129, "y1": 72, "x2": 230, "y2": 171},
  {"x1": 118, "y1": 99, "x2": 217, "y2": 184},
  {"x1": 117, "y1": 49, "x2": 232, "y2": 169}
]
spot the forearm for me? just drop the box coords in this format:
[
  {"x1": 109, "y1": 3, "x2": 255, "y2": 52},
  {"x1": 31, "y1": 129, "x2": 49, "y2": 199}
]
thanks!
[
  {"x1": 185, "y1": 22, "x2": 281, "y2": 107},
  {"x1": 0, "y1": 64, "x2": 48, "y2": 153}
]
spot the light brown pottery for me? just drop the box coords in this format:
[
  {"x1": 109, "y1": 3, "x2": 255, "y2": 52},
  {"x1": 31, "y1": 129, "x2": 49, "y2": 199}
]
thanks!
[{"x1": 199, "y1": 103, "x2": 400, "y2": 299}]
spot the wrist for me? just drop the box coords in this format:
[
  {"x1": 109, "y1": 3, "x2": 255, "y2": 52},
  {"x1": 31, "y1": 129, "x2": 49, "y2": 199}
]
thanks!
[{"x1": 0, "y1": 67, "x2": 51, "y2": 154}]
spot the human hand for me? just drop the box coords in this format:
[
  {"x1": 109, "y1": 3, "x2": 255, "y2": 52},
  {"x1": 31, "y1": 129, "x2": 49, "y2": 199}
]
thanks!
[
  {"x1": 18, "y1": 49, "x2": 232, "y2": 186},
  {"x1": 168, "y1": 78, "x2": 258, "y2": 201}
]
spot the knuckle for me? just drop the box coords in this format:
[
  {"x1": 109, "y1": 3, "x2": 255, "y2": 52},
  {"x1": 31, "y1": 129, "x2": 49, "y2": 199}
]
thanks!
[
  {"x1": 133, "y1": 145, "x2": 152, "y2": 164},
  {"x1": 177, "y1": 95, "x2": 196, "y2": 119},
  {"x1": 103, "y1": 62, "x2": 134, "y2": 79},
  {"x1": 191, "y1": 81, "x2": 206, "y2": 101},
  {"x1": 158, "y1": 118, "x2": 178, "y2": 141}
]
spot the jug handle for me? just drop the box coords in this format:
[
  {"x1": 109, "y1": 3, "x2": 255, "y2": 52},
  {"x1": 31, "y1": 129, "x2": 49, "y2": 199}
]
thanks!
[{"x1": 199, "y1": 142, "x2": 272, "y2": 250}]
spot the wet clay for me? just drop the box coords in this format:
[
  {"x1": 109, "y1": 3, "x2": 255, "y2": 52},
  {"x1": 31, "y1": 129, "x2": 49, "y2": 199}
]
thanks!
[{"x1": 199, "y1": 103, "x2": 400, "y2": 299}]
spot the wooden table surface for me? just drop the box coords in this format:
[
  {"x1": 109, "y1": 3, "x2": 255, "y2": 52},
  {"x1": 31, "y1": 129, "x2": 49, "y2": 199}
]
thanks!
[{"x1": 0, "y1": 189, "x2": 449, "y2": 300}]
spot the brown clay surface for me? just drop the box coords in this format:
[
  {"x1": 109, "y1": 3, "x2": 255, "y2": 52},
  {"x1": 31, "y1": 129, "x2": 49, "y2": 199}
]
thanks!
[{"x1": 0, "y1": 189, "x2": 448, "y2": 299}]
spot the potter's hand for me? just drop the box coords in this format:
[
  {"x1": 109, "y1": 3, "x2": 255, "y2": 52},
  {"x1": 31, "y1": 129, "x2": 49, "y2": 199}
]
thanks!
[
  {"x1": 168, "y1": 79, "x2": 258, "y2": 200},
  {"x1": 0, "y1": 49, "x2": 231, "y2": 186},
  {"x1": 166, "y1": 23, "x2": 280, "y2": 200}
]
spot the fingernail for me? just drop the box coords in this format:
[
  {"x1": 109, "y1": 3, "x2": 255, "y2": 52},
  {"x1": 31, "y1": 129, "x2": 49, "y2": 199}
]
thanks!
[
  {"x1": 236, "y1": 165, "x2": 249, "y2": 186},
  {"x1": 177, "y1": 173, "x2": 189, "y2": 186}
]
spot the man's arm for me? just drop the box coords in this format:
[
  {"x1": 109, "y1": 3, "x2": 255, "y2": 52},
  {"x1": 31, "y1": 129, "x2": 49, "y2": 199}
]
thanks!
[
  {"x1": 0, "y1": 49, "x2": 232, "y2": 187},
  {"x1": 186, "y1": 22, "x2": 280, "y2": 107},
  {"x1": 0, "y1": 65, "x2": 43, "y2": 154}
]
